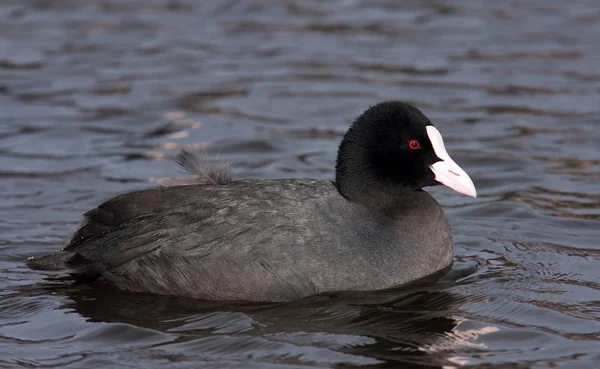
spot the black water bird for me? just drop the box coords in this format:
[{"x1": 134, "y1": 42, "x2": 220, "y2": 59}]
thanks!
[{"x1": 28, "y1": 101, "x2": 476, "y2": 302}]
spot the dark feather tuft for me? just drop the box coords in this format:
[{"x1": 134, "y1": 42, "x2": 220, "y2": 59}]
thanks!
[{"x1": 161, "y1": 148, "x2": 233, "y2": 186}]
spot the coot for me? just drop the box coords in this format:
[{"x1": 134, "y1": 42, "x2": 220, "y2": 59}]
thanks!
[{"x1": 28, "y1": 101, "x2": 476, "y2": 302}]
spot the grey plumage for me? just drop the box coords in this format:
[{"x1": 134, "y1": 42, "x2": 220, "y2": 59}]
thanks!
[
  {"x1": 154, "y1": 149, "x2": 233, "y2": 187},
  {"x1": 176, "y1": 148, "x2": 232, "y2": 185},
  {"x1": 30, "y1": 179, "x2": 451, "y2": 301},
  {"x1": 27, "y1": 101, "x2": 472, "y2": 302}
]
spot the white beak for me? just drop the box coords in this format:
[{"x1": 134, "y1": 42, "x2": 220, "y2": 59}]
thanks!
[{"x1": 426, "y1": 126, "x2": 477, "y2": 198}]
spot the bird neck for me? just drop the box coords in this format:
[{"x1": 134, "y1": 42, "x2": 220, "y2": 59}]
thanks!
[{"x1": 335, "y1": 142, "x2": 415, "y2": 209}]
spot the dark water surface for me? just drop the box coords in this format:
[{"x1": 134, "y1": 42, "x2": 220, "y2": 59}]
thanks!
[{"x1": 1, "y1": 1, "x2": 600, "y2": 368}]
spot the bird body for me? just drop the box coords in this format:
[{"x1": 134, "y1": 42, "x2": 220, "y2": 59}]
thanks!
[{"x1": 28, "y1": 101, "x2": 475, "y2": 302}]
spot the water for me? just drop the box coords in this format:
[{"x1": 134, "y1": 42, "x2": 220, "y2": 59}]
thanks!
[{"x1": 1, "y1": 0, "x2": 599, "y2": 368}]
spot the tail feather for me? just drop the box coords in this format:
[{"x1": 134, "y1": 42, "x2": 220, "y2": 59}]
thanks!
[
  {"x1": 26, "y1": 252, "x2": 101, "y2": 282},
  {"x1": 26, "y1": 252, "x2": 75, "y2": 271}
]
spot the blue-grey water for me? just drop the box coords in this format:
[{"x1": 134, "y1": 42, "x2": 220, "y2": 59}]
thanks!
[{"x1": 1, "y1": 1, "x2": 600, "y2": 368}]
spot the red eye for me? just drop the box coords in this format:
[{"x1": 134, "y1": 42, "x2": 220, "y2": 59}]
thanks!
[{"x1": 409, "y1": 140, "x2": 420, "y2": 149}]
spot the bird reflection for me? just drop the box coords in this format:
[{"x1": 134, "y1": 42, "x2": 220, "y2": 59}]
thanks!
[{"x1": 54, "y1": 278, "x2": 467, "y2": 369}]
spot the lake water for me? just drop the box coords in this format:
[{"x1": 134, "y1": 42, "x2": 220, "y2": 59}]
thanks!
[{"x1": 1, "y1": 1, "x2": 599, "y2": 368}]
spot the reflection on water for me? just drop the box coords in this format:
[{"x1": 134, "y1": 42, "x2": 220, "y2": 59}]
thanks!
[
  {"x1": 1, "y1": 0, "x2": 599, "y2": 368},
  {"x1": 6, "y1": 282, "x2": 475, "y2": 368}
]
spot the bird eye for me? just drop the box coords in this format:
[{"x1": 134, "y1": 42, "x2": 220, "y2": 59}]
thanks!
[{"x1": 409, "y1": 140, "x2": 421, "y2": 149}]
